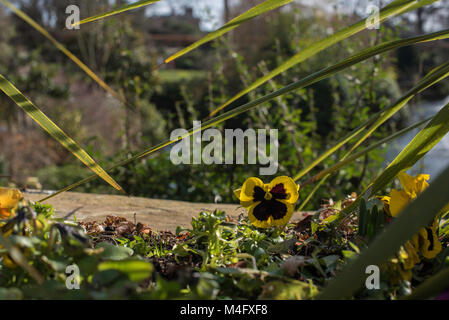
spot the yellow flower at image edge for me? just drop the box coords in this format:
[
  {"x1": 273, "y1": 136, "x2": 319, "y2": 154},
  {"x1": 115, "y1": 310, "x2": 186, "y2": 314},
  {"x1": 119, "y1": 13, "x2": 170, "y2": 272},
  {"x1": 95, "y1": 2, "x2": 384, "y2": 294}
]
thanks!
[
  {"x1": 379, "y1": 172, "x2": 443, "y2": 281},
  {"x1": 234, "y1": 176, "x2": 299, "y2": 228},
  {"x1": 0, "y1": 187, "x2": 22, "y2": 220},
  {"x1": 0, "y1": 188, "x2": 22, "y2": 269},
  {"x1": 381, "y1": 172, "x2": 430, "y2": 218}
]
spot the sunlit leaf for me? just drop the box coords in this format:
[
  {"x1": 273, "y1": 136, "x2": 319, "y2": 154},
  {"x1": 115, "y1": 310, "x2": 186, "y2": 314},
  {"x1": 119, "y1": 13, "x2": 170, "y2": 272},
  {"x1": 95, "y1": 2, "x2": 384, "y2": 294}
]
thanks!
[
  {"x1": 40, "y1": 29, "x2": 449, "y2": 201},
  {"x1": 318, "y1": 164, "x2": 449, "y2": 299},
  {"x1": 98, "y1": 259, "x2": 154, "y2": 282},
  {"x1": 302, "y1": 117, "x2": 432, "y2": 186},
  {"x1": 297, "y1": 117, "x2": 431, "y2": 211},
  {"x1": 73, "y1": 0, "x2": 160, "y2": 26},
  {"x1": 294, "y1": 59, "x2": 449, "y2": 182},
  {"x1": 0, "y1": 74, "x2": 124, "y2": 192},
  {"x1": 0, "y1": 0, "x2": 124, "y2": 104},
  {"x1": 335, "y1": 99, "x2": 449, "y2": 222},
  {"x1": 208, "y1": 0, "x2": 439, "y2": 117},
  {"x1": 405, "y1": 267, "x2": 449, "y2": 300},
  {"x1": 164, "y1": 0, "x2": 293, "y2": 63}
]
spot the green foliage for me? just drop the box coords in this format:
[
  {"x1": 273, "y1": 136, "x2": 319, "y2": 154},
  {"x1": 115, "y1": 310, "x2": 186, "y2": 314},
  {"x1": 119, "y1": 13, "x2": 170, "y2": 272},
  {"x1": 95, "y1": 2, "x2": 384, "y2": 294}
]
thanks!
[{"x1": 1, "y1": 0, "x2": 449, "y2": 301}]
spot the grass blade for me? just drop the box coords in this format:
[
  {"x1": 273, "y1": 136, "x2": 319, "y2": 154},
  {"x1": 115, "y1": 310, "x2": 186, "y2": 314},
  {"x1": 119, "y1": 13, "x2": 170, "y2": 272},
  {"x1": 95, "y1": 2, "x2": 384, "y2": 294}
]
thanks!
[
  {"x1": 296, "y1": 116, "x2": 432, "y2": 210},
  {"x1": 0, "y1": 236, "x2": 44, "y2": 284},
  {"x1": 209, "y1": 0, "x2": 439, "y2": 117},
  {"x1": 302, "y1": 117, "x2": 432, "y2": 187},
  {"x1": 336, "y1": 98, "x2": 449, "y2": 223},
  {"x1": 317, "y1": 163, "x2": 449, "y2": 299},
  {"x1": 404, "y1": 267, "x2": 449, "y2": 299},
  {"x1": 0, "y1": 0, "x2": 124, "y2": 104},
  {"x1": 41, "y1": 29, "x2": 449, "y2": 201},
  {"x1": 164, "y1": 0, "x2": 293, "y2": 64},
  {"x1": 294, "y1": 58, "x2": 449, "y2": 182},
  {"x1": 73, "y1": 0, "x2": 160, "y2": 27},
  {"x1": 0, "y1": 74, "x2": 124, "y2": 193},
  {"x1": 367, "y1": 100, "x2": 449, "y2": 198}
]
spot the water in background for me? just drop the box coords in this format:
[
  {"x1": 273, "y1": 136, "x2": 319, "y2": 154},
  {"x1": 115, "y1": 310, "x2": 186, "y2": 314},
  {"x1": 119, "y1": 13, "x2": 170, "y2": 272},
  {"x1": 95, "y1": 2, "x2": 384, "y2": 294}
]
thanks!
[{"x1": 385, "y1": 96, "x2": 449, "y2": 180}]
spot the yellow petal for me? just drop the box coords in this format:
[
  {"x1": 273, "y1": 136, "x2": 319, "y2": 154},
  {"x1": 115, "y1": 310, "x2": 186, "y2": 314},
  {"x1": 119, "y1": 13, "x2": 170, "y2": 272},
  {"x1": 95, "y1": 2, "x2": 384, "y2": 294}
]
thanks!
[
  {"x1": 0, "y1": 187, "x2": 22, "y2": 209},
  {"x1": 233, "y1": 188, "x2": 253, "y2": 208},
  {"x1": 413, "y1": 174, "x2": 430, "y2": 194},
  {"x1": 378, "y1": 196, "x2": 391, "y2": 216},
  {"x1": 389, "y1": 189, "x2": 410, "y2": 217},
  {"x1": 268, "y1": 176, "x2": 299, "y2": 204},
  {"x1": 238, "y1": 177, "x2": 264, "y2": 203},
  {"x1": 0, "y1": 188, "x2": 22, "y2": 220},
  {"x1": 397, "y1": 172, "x2": 416, "y2": 196}
]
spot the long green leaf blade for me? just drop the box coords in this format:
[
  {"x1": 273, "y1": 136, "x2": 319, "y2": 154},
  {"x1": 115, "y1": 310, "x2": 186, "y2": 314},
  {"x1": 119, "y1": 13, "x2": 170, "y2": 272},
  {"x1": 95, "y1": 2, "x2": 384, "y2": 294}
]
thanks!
[
  {"x1": 73, "y1": 0, "x2": 160, "y2": 27},
  {"x1": 164, "y1": 0, "x2": 293, "y2": 63},
  {"x1": 0, "y1": 74, "x2": 124, "y2": 193},
  {"x1": 317, "y1": 164, "x2": 449, "y2": 299},
  {"x1": 317, "y1": 167, "x2": 449, "y2": 299},
  {"x1": 0, "y1": 0, "x2": 125, "y2": 104},
  {"x1": 209, "y1": 0, "x2": 439, "y2": 117},
  {"x1": 405, "y1": 267, "x2": 449, "y2": 300},
  {"x1": 336, "y1": 98, "x2": 449, "y2": 224},
  {"x1": 294, "y1": 58, "x2": 449, "y2": 182},
  {"x1": 302, "y1": 117, "x2": 432, "y2": 186},
  {"x1": 368, "y1": 100, "x2": 449, "y2": 198},
  {"x1": 41, "y1": 29, "x2": 449, "y2": 201}
]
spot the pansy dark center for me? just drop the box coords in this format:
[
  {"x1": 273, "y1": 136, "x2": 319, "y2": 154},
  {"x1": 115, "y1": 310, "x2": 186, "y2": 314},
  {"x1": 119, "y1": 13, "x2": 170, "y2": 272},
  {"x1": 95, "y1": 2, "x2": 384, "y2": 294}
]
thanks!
[{"x1": 251, "y1": 184, "x2": 289, "y2": 222}]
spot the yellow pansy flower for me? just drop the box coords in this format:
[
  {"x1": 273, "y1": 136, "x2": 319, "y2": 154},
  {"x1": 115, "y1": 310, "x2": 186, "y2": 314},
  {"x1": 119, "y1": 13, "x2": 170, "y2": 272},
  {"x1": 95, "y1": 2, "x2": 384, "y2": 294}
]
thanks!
[
  {"x1": 234, "y1": 176, "x2": 299, "y2": 228},
  {"x1": 380, "y1": 172, "x2": 443, "y2": 282},
  {"x1": 0, "y1": 187, "x2": 22, "y2": 220},
  {"x1": 381, "y1": 172, "x2": 430, "y2": 217},
  {"x1": 0, "y1": 187, "x2": 23, "y2": 268}
]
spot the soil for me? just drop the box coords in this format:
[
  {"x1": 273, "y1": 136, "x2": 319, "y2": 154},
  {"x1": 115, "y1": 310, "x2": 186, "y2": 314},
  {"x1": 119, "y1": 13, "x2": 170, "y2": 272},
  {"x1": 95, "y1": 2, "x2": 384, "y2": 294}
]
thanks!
[{"x1": 24, "y1": 191, "x2": 307, "y2": 232}]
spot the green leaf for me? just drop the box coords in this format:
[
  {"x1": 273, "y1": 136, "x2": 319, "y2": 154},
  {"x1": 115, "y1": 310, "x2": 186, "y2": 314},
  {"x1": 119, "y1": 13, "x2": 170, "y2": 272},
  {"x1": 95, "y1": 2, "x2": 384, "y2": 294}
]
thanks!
[
  {"x1": 96, "y1": 242, "x2": 134, "y2": 260},
  {"x1": 318, "y1": 164, "x2": 449, "y2": 299},
  {"x1": 164, "y1": 0, "x2": 293, "y2": 63},
  {"x1": 358, "y1": 199, "x2": 368, "y2": 237},
  {"x1": 41, "y1": 29, "x2": 449, "y2": 201},
  {"x1": 294, "y1": 61, "x2": 449, "y2": 209},
  {"x1": 294, "y1": 58, "x2": 449, "y2": 182},
  {"x1": 368, "y1": 100, "x2": 449, "y2": 198},
  {"x1": 0, "y1": 74, "x2": 124, "y2": 193},
  {"x1": 73, "y1": 0, "x2": 160, "y2": 26},
  {"x1": 259, "y1": 280, "x2": 318, "y2": 300},
  {"x1": 98, "y1": 259, "x2": 154, "y2": 282},
  {"x1": 302, "y1": 116, "x2": 432, "y2": 185},
  {"x1": 0, "y1": 236, "x2": 44, "y2": 284},
  {"x1": 338, "y1": 99, "x2": 449, "y2": 221},
  {"x1": 0, "y1": 0, "x2": 124, "y2": 103},
  {"x1": 209, "y1": 0, "x2": 439, "y2": 117},
  {"x1": 405, "y1": 267, "x2": 449, "y2": 300}
]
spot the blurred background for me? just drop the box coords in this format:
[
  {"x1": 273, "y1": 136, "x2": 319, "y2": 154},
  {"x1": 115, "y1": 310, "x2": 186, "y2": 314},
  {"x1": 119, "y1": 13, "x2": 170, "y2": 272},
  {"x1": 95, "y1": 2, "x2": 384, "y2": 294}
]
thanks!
[{"x1": 0, "y1": 0, "x2": 448, "y2": 209}]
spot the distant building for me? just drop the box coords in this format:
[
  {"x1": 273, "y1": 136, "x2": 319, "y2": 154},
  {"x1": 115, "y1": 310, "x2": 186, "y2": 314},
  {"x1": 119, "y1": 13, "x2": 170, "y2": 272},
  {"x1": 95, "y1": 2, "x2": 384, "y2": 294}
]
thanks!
[{"x1": 147, "y1": 7, "x2": 203, "y2": 47}]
